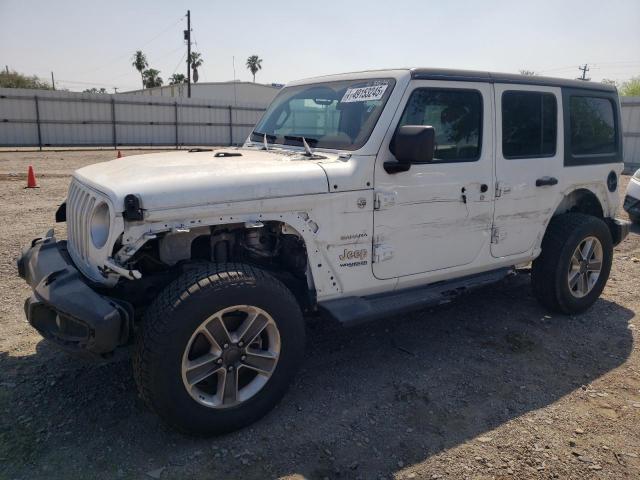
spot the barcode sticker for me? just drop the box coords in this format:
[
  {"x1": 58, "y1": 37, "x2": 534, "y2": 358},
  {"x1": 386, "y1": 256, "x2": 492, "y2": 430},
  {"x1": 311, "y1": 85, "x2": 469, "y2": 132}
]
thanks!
[{"x1": 341, "y1": 84, "x2": 388, "y2": 103}]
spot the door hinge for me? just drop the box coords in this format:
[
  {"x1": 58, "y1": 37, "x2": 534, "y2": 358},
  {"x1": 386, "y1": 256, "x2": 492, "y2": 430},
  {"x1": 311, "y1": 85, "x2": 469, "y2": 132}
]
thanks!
[
  {"x1": 373, "y1": 191, "x2": 396, "y2": 210},
  {"x1": 491, "y1": 227, "x2": 506, "y2": 244},
  {"x1": 495, "y1": 182, "x2": 511, "y2": 198},
  {"x1": 373, "y1": 244, "x2": 394, "y2": 263}
]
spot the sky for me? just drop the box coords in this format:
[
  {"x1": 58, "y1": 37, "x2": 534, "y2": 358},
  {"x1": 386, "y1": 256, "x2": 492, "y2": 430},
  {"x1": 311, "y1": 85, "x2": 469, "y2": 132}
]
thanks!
[{"x1": 1, "y1": 0, "x2": 639, "y2": 92}]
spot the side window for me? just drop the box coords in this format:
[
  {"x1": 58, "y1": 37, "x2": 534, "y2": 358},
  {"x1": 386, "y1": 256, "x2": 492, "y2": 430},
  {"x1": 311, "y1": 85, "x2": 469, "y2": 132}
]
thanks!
[
  {"x1": 570, "y1": 96, "x2": 616, "y2": 155},
  {"x1": 502, "y1": 91, "x2": 557, "y2": 159},
  {"x1": 397, "y1": 88, "x2": 482, "y2": 162}
]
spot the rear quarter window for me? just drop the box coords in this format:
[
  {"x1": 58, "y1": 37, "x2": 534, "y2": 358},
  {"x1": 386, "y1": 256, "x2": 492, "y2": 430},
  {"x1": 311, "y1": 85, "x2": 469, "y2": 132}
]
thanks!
[
  {"x1": 563, "y1": 89, "x2": 621, "y2": 166},
  {"x1": 570, "y1": 97, "x2": 616, "y2": 155}
]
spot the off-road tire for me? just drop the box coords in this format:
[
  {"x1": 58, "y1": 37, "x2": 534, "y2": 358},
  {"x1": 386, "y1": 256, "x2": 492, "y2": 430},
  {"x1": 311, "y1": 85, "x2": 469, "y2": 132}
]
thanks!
[
  {"x1": 133, "y1": 263, "x2": 305, "y2": 436},
  {"x1": 532, "y1": 213, "x2": 613, "y2": 314}
]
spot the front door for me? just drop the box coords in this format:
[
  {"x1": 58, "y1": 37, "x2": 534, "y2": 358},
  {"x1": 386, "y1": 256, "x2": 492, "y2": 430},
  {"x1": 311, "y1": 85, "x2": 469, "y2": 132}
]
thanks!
[
  {"x1": 373, "y1": 80, "x2": 495, "y2": 280},
  {"x1": 491, "y1": 84, "x2": 563, "y2": 258}
]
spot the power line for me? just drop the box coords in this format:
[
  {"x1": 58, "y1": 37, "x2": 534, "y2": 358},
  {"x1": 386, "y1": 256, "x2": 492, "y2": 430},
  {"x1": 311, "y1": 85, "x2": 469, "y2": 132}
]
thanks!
[
  {"x1": 170, "y1": 51, "x2": 188, "y2": 76},
  {"x1": 537, "y1": 60, "x2": 640, "y2": 74},
  {"x1": 74, "y1": 15, "x2": 185, "y2": 78},
  {"x1": 55, "y1": 78, "x2": 138, "y2": 88}
]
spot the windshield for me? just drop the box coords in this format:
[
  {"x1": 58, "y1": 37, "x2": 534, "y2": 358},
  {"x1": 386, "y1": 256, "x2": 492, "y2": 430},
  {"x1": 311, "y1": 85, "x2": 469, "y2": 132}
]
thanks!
[{"x1": 251, "y1": 78, "x2": 396, "y2": 151}]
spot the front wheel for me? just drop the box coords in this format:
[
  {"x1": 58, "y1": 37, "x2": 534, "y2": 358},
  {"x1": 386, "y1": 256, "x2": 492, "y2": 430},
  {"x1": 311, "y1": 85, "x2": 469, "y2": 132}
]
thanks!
[
  {"x1": 532, "y1": 213, "x2": 613, "y2": 314},
  {"x1": 133, "y1": 263, "x2": 305, "y2": 435}
]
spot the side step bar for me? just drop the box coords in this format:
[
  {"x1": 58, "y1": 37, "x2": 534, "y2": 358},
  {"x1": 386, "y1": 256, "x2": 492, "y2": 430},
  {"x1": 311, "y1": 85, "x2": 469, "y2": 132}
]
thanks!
[{"x1": 319, "y1": 268, "x2": 514, "y2": 327}]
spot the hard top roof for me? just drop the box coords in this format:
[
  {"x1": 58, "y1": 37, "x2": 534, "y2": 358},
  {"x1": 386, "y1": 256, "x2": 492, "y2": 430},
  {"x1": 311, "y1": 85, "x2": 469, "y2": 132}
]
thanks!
[
  {"x1": 287, "y1": 68, "x2": 617, "y2": 93},
  {"x1": 410, "y1": 68, "x2": 617, "y2": 92}
]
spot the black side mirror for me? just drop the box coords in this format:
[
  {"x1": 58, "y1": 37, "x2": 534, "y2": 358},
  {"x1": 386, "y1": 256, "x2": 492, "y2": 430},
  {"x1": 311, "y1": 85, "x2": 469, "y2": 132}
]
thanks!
[{"x1": 385, "y1": 125, "x2": 435, "y2": 174}]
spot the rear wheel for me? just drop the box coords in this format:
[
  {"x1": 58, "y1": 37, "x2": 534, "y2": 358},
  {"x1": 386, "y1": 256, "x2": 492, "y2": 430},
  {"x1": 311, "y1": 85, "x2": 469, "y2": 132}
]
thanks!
[
  {"x1": 133, "y1": 263, "x2": 305, "y2": 435},
  {"x1": 532, "y1": 213, "x2": 613, "y2": 314}
]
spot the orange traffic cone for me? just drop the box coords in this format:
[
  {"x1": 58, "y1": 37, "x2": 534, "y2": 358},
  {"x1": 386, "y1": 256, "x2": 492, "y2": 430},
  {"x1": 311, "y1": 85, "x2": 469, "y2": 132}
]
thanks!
[
  {"x1": 26, "y1": 165, "x2": 39, "y2": 188},
  {"x1": 117, "y1": 150, "x2": 122, "y2": 158}
]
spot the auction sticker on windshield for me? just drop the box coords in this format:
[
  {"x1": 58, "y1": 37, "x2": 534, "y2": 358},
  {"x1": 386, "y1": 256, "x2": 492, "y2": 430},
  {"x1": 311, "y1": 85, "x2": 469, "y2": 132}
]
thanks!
[{"x1": 341, "y1": 83, "x2": 388, "y2": 103}]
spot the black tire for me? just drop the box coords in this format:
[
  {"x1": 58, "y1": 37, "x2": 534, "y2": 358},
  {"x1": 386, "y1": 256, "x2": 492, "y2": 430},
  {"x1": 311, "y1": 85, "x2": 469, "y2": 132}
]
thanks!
[
  {"x1": 133, "y1": 263, "x2": 305, "y2": 436},
  {"x1": 532, "y1": 213, "x2": 613, "y2": 314}
]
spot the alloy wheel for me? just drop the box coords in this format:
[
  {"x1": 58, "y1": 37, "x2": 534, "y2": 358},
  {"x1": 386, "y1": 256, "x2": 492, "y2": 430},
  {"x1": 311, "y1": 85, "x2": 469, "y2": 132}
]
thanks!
[{"x1": 181, "y1": 305, "x2": 281, "y2": 408}]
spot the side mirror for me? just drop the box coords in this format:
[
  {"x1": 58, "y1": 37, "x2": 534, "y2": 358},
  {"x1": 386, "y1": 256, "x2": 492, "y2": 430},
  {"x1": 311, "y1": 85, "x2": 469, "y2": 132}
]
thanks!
[{"x1": 385, "y1": 125, "x2": 435, "y2": 174}]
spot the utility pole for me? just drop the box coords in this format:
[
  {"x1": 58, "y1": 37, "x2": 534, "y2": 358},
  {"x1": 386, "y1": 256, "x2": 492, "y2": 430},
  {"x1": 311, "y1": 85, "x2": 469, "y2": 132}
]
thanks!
[
  {"x1": 51, "y1": 72, "x2": 56, "y2": 90},
  {"x1": 113, "y1": 87, "x2": 119, "y2": 94},
  {"x1": 578, "y1": 64, "x2": 590, "y2": 81},
  {"x1": 5, "y1": 65, "x2": 9, "y2": 74},
  {"x1": 184, "y1": 10, "x2": 191, "y2": 98}
]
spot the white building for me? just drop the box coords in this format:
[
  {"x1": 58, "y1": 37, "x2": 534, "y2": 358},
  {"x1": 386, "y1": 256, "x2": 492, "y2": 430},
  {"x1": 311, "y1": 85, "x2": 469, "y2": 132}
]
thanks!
[{"x1": 123, "y1": 81, "x2": 282, "y2": 108}]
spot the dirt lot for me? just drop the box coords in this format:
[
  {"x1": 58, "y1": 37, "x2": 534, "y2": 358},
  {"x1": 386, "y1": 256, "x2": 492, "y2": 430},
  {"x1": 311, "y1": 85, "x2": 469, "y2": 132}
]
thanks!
[{"x1": 0, "y1": 150, "x2": 639, "y2": 480}]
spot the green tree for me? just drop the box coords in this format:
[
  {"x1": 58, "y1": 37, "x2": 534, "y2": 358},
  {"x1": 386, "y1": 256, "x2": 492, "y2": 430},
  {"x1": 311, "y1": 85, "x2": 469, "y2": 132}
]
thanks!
[
  {"x1": 131, "y1": 50, "x2": 148, "y2": 89},
  {"x1": 83, "y1": 87, "x2": 108, "y2": 94},
  {"x1": 620, "y1": 76, "x2": 640, "y2": 96},
  {"x1": 142, "y1": 69, "x2": 163, "y2": 88},
  {"x1": 0, "y1": 70, "x2": 52, "y2": 89},
  {"x1": 189, "y1": 52, "x2": 203, "y2": 83},
  {"x1": 169, "y1": 73, "x2": 186, "y2": 85},
  {"x1": 246, "y1": 55, "x2": 262, "y2": 83}
]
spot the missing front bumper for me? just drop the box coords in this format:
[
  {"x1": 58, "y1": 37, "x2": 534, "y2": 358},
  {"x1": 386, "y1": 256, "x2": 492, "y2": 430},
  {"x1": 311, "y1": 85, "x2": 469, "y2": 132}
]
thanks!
[{"x1": 17, "y1": 232, "x2": 131, "y2": 355}]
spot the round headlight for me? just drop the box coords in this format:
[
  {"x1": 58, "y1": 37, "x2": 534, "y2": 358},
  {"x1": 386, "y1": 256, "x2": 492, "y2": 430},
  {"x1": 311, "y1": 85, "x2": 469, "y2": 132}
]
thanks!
[{"x1": 90, "y1": 202, "x2": 111, "y2": 249}]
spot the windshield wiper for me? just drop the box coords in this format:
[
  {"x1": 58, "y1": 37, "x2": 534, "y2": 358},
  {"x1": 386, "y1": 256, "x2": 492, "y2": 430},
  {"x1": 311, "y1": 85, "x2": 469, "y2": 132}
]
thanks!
[
  {"x1": 284, "y1": 135, "x2": 319, "y2": 156},
  {"x1": 252, "y1": 130, "x2": 276, "y2": 141},
  {"x1": 252, "y1": 131, "x2": 276, "y2": 150}
]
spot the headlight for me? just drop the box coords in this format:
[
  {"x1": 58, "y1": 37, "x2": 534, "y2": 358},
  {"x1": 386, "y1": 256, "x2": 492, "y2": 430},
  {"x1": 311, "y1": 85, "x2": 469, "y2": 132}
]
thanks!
[{"x1": 90, "y1": 202, "x2": 111, "y2": 249}]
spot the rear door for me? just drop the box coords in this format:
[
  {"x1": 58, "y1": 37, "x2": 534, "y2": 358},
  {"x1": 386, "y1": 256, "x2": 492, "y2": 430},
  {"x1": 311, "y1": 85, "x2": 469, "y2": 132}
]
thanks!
[
  {"x1": 372, "y1": 80, "x2": 495, "y2": 279},
  {"x1": 491, "y1": 84, "x2": 564, "y2": 258}
]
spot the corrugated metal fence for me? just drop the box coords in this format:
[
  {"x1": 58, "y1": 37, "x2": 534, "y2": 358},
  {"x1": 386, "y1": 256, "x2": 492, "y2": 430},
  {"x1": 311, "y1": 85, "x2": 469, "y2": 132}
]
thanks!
[
  {"x1": 2, "y1": 88, "x2": 640, "y2": 171},
  {"x1": 621, "y1": 96, "x2": 640, "y2": 173},
  {"x1": 0, "y1": 87, "x2": 266, "y2": 148}
]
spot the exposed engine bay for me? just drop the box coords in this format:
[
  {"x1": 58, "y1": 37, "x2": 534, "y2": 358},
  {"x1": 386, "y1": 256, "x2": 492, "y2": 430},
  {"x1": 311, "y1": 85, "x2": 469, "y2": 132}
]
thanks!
[{"x1": 111, "y1": 222, "x2": 310, "y2": 310}]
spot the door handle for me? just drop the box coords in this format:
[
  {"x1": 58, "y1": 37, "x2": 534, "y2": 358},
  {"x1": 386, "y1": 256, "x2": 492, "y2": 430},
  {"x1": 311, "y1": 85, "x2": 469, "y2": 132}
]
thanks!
[{"x1": 536, "y1": 176, "x2": 558, "y2": 187}]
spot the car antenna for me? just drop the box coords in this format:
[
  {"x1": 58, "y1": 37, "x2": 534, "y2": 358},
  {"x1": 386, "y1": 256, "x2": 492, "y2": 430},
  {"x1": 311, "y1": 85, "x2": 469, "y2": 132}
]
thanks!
[
  {"x1": 263, "y1": 133, "x2": 269, "y2": 151},
  {"x1": 302, "y1": 137, "x2": 314, "y2": 156}
]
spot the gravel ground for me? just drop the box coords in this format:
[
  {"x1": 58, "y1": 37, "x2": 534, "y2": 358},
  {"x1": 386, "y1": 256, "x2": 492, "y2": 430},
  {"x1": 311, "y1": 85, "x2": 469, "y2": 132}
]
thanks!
[{"x1": 0, "y1": 150, "x2": 639, "y2": 480}]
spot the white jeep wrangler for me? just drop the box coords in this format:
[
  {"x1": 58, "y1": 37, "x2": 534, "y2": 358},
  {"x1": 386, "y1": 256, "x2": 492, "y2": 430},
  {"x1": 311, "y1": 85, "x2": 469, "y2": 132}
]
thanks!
[{"x1": 18, "y1": 68, "x2": 630, "y2": 435}]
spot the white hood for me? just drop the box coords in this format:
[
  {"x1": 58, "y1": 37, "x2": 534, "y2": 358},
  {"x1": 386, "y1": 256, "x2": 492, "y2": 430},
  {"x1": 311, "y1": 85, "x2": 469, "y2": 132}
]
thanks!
[{"x1": 73, "y1": 148, "x2": 333, "y2": 211}]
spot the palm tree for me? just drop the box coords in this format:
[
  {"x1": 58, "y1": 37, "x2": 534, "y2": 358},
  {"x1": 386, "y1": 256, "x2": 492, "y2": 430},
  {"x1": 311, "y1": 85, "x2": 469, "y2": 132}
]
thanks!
[
  {"x1": 132, "y1": 51, "x2": 148, "y2": 89},
  {"x1": 246, "y1": 55, "x2": 262, "y2": 83},
  {"x1": 169, "y1": 73, "x2": 186, "y2": 85},
  {"x1": 189, "y1": 52, "x2": 203, "y2": 83},
  {"x1": 142, "y1": 69, "x2": 163, "y2": 88}
]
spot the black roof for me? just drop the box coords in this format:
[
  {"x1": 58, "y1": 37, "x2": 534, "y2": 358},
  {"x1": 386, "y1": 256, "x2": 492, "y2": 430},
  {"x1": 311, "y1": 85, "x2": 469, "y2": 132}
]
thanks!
[{"x1": 410, "y1": 68, "x2": 617, "y2": 92}]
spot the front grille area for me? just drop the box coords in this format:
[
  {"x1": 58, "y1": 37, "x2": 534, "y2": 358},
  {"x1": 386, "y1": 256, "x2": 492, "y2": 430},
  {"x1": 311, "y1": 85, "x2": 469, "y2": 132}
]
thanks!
[{"x1": 67, "y1": 179, "x2": 99, "y2": 266}]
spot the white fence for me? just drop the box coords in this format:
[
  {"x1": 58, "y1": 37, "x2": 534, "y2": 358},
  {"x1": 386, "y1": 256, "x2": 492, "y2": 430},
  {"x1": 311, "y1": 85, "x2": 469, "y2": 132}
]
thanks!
[
  {"x1": 0, "y1": 88, "x2": 267, "y2": 148},
  {"x1": 621, "y1": 97, "x2": 640, "y2": 173},
  {"x1": 1, "y1": 89, "x2": 639, "y2": 171}
]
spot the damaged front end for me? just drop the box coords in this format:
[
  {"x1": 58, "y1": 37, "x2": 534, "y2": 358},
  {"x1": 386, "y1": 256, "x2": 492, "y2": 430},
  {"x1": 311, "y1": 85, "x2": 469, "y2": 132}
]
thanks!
[{"x1": 17, "y1": 231, "x2": 132, "y2": 356}]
